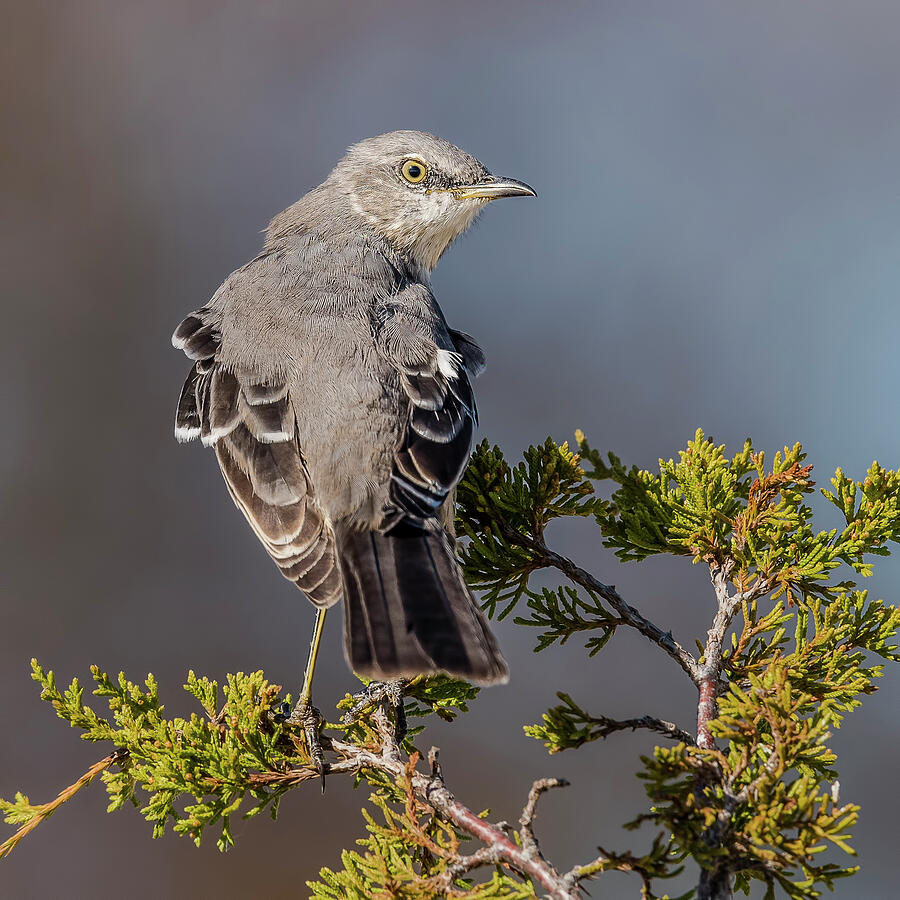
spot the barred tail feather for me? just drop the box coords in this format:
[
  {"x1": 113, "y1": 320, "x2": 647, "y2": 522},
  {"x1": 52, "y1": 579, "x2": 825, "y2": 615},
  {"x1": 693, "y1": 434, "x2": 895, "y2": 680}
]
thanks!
[{"x1": 339, "y1": 524, "x2": 508, "y2": 685}]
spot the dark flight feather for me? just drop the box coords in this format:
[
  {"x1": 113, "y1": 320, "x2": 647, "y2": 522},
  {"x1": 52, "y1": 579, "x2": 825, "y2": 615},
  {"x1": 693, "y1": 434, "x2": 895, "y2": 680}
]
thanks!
[
  {"x1": 340, "y1": 524, "x2": 507, "y2": 683},
  {"x1": 390, "y1": 351, "x2": 478, "y2": 524}
]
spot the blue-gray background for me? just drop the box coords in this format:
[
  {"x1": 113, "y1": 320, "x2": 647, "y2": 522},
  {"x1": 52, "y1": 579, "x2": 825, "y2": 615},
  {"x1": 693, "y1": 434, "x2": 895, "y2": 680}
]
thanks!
[{"x1": 1, "y1": 2, "x2": 898, "y2": 897}]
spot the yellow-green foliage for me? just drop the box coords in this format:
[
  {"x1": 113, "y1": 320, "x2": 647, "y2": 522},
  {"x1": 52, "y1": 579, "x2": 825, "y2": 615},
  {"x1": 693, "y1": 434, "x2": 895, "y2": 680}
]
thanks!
[
  {"x1": 3, "y1": 430, "x2": 898, "y2": 900},
  {"x1": 457, "y1": 430, "x2": 899, "y2": 899}
]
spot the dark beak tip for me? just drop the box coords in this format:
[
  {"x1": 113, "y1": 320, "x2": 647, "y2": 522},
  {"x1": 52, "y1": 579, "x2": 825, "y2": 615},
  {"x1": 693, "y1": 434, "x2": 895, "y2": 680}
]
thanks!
[
  {"x1": 451, "y1": 176, "x2": 536, "y2": 200},
  {"x1": 459, "y1": 176, "x2": 536, "y2": 200},
  {"x1": 497, "y1": 176, "x2": 537, "y2": 199}
]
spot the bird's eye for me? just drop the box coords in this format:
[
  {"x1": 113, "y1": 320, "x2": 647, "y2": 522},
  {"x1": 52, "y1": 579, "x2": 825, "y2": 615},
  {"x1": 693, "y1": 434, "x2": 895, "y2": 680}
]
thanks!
[{"x1": 401, "y1": 160, "x2": 427, "y2": 184}]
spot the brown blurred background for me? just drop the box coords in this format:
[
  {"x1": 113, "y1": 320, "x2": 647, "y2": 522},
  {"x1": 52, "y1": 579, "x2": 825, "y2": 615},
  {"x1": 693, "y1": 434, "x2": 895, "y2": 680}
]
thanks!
[{"x1": 1, "y1": 2, "x2": 898, "y2": 897}]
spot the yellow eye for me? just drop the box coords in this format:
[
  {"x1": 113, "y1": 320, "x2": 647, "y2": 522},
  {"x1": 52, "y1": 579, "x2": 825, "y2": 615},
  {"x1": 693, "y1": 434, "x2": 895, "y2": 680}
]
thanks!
[{"x1": 401, "y1": 159, "x2": 427, "y2": 184}]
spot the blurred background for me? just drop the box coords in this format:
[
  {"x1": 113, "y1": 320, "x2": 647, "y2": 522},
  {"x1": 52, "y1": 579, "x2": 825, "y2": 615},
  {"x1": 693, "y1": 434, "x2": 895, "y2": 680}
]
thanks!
[{"x1": 2, "y1": 1, "x2": 898, "y2": 897}]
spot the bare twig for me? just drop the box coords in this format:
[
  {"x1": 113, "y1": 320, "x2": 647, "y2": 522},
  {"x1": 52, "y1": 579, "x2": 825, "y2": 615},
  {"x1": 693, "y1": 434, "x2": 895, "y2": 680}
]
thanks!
[
  {"x1": 544, "y1": 546, "x2": 700, "y2": 683},
  {"x1": 582, "y1": 713, "x2": 695, "y2": 746},
  {"x1": 437, "y1": 844, "x2": 504, "y2": 888},
  {"x1": 0, "y1": 749, "x2": 128, "y2": 859},
  {"x1": 519, "y1": 777, "x2": 568, "y2": 860}
]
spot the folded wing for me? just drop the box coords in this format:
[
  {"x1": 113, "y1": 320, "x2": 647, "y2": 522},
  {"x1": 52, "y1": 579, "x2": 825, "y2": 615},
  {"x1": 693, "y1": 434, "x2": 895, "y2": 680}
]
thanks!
[
  {"x1": 173, "y1": 308, "x2": 341, "y2": 607},
  {"x1": 388, "y1": 331, "x2": 482, "y2": 525}
]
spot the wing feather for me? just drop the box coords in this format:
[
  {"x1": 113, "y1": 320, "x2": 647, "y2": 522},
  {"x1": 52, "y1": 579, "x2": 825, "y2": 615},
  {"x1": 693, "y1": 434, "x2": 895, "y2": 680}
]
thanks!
[
  {"x1": 172, "y1": 307, "x2": 340, "y2": 606},
  {"x1": 388, "y1": 330, "x2": 484, "y2": 525}
]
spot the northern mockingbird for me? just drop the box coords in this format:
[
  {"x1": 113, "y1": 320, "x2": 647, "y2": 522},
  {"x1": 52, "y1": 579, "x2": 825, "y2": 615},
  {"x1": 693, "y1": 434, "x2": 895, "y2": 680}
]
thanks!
[{"x1": 173, "y1": 131, "x2": 534, "y2": 710}]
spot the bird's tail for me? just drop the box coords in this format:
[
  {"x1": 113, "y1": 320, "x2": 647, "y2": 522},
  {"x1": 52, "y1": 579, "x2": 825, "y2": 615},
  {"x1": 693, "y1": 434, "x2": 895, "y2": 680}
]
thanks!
[{"x1": 338, "y1": 523, "x2": 508, "y2": 685}]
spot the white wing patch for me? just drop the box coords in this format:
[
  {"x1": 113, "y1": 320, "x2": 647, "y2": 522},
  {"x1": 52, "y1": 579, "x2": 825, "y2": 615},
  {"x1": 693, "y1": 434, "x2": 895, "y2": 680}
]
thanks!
[
  {"x1": 436, "y1": 349, "x2": 462, "y2": 380},
  {"x1": 175, "y1": 424, "x2": 202, "y2": 443}
]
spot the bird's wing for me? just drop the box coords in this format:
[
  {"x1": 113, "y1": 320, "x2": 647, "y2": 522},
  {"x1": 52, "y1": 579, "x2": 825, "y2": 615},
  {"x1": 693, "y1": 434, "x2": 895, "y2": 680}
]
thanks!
[
  {"x1": 447, "y1": 328, "x2": 486, "y2": 377},
  {"x1": 372, "y1": 286, "x2": 483, "y2": 524},
  {"x1": 172, "y1": 300, "x2": 342, "y2": 607}
]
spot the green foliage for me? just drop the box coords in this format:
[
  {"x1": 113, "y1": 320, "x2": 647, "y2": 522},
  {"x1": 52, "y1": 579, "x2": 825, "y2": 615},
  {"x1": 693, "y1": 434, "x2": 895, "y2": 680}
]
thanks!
[
  {"x1": 310, "y1": 792, "x2": 536, "y2": 900},
  {"x1": 727, "y1": 591, "x2": 900, "y2": 726},
  {"x1": 636, "y1": 666, "x2": 861, "y2": 899},
  {"x1": 461, "y1": 429, "x2": 898, "y2": 898},
  {"x1": 456, "y1": 438, "x2": 600, "y2": 618},
  {"x1": 3, "y1": 429, "x2": 898, "y2": 900},
  {"x1": 523, "y1": 691, "x2": 602, "y2": 753},
  {"x1": 6, "y1": 663, "x2": 305, "y2": 850},
  {"x1": 578, "y1": 428, "x2": 900, "y2": 604},
  {"x1": 523, "y1": 692, "x2": 624, "y2": 754},
  {"x1": 1, "y1": 663, "x2": 536, "y2": 898},
  {"x1": 514, "y1": 585, "x2": 619, "y2": 655},
  {"x1": 1, "y1": 663, "x2": 482, "y2": 855}
]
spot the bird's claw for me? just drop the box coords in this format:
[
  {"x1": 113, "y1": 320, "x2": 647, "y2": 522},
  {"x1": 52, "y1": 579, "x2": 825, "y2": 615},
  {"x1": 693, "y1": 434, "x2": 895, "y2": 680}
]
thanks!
[
  {"x1": 285, "y1": 701, "x2": 327, "y2": 793},
  {"x1": 343, "y1": 679, "x2": 408, "y2": 744}
]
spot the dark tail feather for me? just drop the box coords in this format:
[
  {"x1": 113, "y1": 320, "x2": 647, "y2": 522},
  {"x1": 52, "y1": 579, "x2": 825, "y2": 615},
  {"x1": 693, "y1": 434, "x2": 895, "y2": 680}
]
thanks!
[{"x1": 338, "y1": 523, "x2": 508, "y2": 685}]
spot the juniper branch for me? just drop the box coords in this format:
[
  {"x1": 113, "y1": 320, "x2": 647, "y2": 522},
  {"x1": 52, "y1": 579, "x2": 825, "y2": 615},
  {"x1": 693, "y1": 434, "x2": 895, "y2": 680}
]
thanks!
[
  {"x1": 512, "y1": 526, "x2": 699, "y2": 683},
  {"x1": 5, "y1": 431, "x2": 898, "y2": 900},
  {"x1": 585, "y1": 714, "x2": 694, "y2": 745},
  {"x1": 526, "y1": 691, "x2": 694, "y2": 753},
  {"x1": 326, "y1": 737, "x2": 580, "y2": 899},
  {"x1": 0, "y1": 749, "x2": 127, "y2": 859}
]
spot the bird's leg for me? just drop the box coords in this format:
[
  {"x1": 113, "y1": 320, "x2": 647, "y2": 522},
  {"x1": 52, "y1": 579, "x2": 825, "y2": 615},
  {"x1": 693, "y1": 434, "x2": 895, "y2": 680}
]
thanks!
[
  {"x1": 293, "y1": 605, "x2": 328, "y2": 714},
  {"x1": 287, "y1": 606, "x2": 328, "y2": 791},
  {"x1": 342, "y1": 678, "x2": 408, "y2": 744}
]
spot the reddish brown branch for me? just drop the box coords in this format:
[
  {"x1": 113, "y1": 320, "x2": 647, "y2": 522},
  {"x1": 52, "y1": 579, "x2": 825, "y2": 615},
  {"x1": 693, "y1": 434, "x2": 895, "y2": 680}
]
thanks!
[
  {"x1": 328, "y1": 737, "x2": 580, "y2": 899},
  {"x1": 696, "y1": 679, "x2": 718, "y2": 750}
]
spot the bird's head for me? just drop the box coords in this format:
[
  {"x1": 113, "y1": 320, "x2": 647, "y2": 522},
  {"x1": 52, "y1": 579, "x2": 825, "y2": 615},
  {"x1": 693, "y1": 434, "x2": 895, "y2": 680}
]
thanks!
[{"x1": 329, "y1": 131, "x2": 535, "y2": 272}]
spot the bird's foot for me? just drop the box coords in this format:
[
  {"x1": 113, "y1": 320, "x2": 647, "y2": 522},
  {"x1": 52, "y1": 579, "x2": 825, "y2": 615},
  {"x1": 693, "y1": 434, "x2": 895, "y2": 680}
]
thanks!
[
  {"x1": 343, "y1": 679, "x2": 408, "y2": 745},
  {"x1": 285, "y1": 700, "x2": 327, "y2": 793}
]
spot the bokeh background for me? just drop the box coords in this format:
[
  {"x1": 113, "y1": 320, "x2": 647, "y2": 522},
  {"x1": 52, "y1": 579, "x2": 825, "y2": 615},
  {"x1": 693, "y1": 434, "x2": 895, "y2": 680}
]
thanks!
[{"x1": 2, "y1": 2, "x2": 898, "y2": 897}]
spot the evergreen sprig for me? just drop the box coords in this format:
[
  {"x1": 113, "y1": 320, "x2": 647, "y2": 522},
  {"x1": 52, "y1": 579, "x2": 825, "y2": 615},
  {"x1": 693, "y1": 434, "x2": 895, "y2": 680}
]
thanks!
[
  {"x1": 3, "y1": 429, "x2": 898, "y2": 900},
  {"x1": 310, "y1": 791, "x2": 536, "y2": 900},
  {"x1": 524, "y1": 692, "x2": 693, "y2": 754},
  {"x1": 636, "y1": 666, "x2": 861, "y2": 899},
  {"x1": 460, "y1": 429, "x2": 897, "y2": 898},
  {"x1": 514, "y1": 585, "x2": 620, "y2": 654},
  {"x1": 456, "y1": 438, "x2": 600, "y2": 618}
]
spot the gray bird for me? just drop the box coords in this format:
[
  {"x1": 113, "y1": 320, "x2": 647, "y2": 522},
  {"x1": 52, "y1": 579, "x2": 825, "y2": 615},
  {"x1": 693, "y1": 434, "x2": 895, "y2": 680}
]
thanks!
[{"x1": 172, "y1": 131, "x2": 534, "y2": 704}]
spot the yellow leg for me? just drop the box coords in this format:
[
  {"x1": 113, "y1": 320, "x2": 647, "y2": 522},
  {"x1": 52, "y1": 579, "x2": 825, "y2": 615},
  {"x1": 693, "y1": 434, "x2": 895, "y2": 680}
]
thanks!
[
  {"x1": 297, "y1": 606, "x2": 328, "y2": 712},
  {"x1": 288, "y1": 606, "x2": 329, "y2": 791}
]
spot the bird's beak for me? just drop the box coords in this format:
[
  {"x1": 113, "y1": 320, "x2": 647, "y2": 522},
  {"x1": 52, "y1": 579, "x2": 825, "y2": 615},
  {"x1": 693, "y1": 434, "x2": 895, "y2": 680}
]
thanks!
[{"x1": 452, "y1": 175, "x2": 537, "y2": 201}]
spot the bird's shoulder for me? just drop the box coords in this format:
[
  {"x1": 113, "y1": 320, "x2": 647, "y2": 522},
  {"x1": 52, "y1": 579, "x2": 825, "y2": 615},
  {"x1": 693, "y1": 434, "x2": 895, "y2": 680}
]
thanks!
[{"x1": 222, "y1": 230, "x2": 402, "y2": 302}]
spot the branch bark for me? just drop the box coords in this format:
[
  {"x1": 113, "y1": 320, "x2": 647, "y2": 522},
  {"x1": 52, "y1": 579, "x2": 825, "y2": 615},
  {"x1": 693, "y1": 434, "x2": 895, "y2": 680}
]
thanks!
[
  {"x1": 698, "y1": 866, "x2": 734, "y2": 900},
  {"x1": 583, "y1": 712, "x2": 695, "y2": 746},
  {"x1": 696, "y1": 564, "x2": 741, "y2": 749},
  {"x1": 694, "y1": 566, "x2": 773, "y2": 897},
  {"x1": 499, "y1": 523, "x2": 700, "y2": 683},
  {"x1": 327, "y1": 737, "x2": 581, "y2": 899}
]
